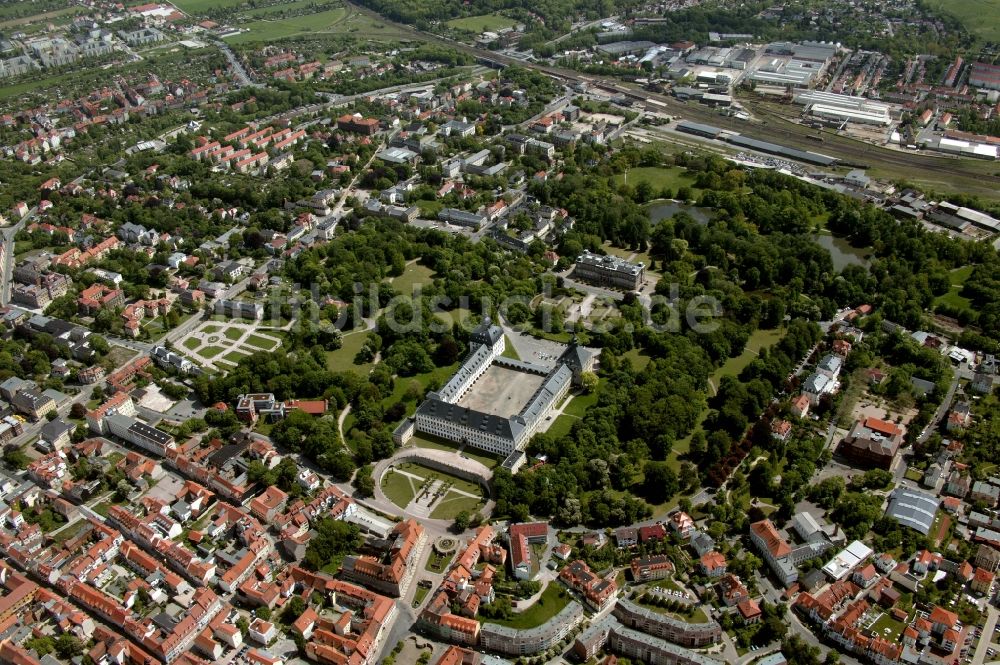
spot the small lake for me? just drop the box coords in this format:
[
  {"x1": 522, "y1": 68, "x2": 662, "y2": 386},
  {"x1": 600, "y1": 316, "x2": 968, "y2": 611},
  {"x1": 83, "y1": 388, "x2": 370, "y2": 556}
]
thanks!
[
  {"x1": 648, "y1": 200, "x2": 871, "y2": 272},
  {"x1": 814, "y1": 233, "x2": 871, "y2": 271},
  {"x1": 647, "y1": 200, "x2": 712, "y2": 225}
]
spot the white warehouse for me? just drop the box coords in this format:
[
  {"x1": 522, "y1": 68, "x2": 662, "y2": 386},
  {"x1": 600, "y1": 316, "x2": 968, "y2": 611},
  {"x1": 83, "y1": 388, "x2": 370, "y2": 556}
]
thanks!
[{"x1": 793, "y1": 91, "x2": 892, "y2": 126}]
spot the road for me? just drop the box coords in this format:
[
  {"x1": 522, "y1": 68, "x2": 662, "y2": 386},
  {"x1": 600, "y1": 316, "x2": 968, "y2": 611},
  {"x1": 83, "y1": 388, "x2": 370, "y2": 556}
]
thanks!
[
  {"x1": 215, "y1": 40, "x2": 256, "y2": 87},
  {"x1": 971, "y1": 606, "x2": 1000, "y2": 665},
  {"x1": 0, "y1": 208, "x2": 35, "y2": 306},
  {"x1": 917, "y1": 367, "x2": 962, "y2": 445}
]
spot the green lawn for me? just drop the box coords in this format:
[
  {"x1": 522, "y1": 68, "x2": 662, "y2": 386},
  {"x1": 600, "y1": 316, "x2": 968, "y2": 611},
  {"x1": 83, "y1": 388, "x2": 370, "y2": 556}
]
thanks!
[
  {"x1": 383, "y1": 462, "x2": 486, "y2": 513},
  {"x1": 935, "y1": 266, "x2": 975, "y2": 311},
  {"x1": 326, "y1": 330, "x2": 374, "y2": 375},
  {"x1": 51, "y1": 519, "x2": 90, "y2": 544},
  {"x1": 397, "y1": 462, "x2": 484, "y2": 496},
  {"x1": 563, "y1": 391, "x2": 598, "y2": 418},
  {"x1": 201, "y1": 325, "x2": 221, "y2": 334},
  {"x1": 245, "y1": 334, "x2": 279, "y2": 350},
  {"x1": 922, "y1": 0, "x2": 1000, "y2": 41},
  {"x1": 198, "y1": 345, "x2": 226, "y2": 358},
  {"x1": 544, "y1": 413, "x2": 578, "y2": 439},
  {"x1": 709, "y1": 328, "x2": 784, "y2": 390},
  {"x1": 416, "y1": 199, "x2": 443, "y2": 218},
  {"x1": 446, "y1": 13, "x2": 518, "y2": 32},
  {"x1": 501, "y1": 335, "x2": 521, "y2": 360},
  {"x1": 623, "y1": 348, "x2": 653, "y2": 371},
  {"x1": 224, "y1": 327, "x2": 244, "y2": 341},
  {"x1": 430, "y1": 491, "x2": 486, "y2": 520},
  {"x1": 425, "y1": 550, "x2": 454, "y2": 574},
  {"x1": 412, "y1": 584, "x2": 431, "y2": 607},
  {"x1": 870, "y1": 611, "x2": 907, "y2": 643},
  {"x1": 411, "y1": 433, "x2": 462, "y2": 453},
  {"x1": 182, "y1": 337, "x2": 201, "y2": 351},
  {"x1": 224, "y1": 350, "x2": 249, "y2": 364},
  {"x1": 224, "y1": 7, "x2": 349, "y2": 43},
  {"x1": 483, "y1": 583, "x2": 572, "y2": 629},
  {"x1": 381, "y1": 468, "x2": 419, "y2": 508},
  {"x1": 613, "y1": 167, "x2": 699, "y2": 195},
  {"x1": 391, "y1": 262, "x2": 435, "y2": 295},
  {"x1": 171, "y1": 0, "x2": 247, "y2": 12},
  {"x1": 458, "y1": 446, "x2": 501, "y2": 470}
]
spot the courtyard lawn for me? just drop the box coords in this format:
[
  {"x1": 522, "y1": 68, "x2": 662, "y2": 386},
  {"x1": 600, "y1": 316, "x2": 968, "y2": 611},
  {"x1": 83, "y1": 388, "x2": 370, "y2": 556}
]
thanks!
[
  {"x1": 381, "y1": 469, "x2": 419, "y2": 508},
  {"x1": 415, "y1": 199, "x2": 443, "y2": 218},
  {"x1": 182, "y1": 338, "x2": 201, "y2": 351},
  {"x1": 484, "y1": 583, "x2": 571, "y2": 629},
  {"x1": 198, "y1": 345, "x2": 226, "y2": 359},
  {"x1": 458, "y1": 446, "x2": 501, "y2": 470},
  {"x1": 446, "y1": 13, "x2": 518, "y2": 32},
  {"x1": 245, "y1": 334, "x2": 279, "y2": 350},
  {"x1": 201, "y1": 325, "x2": 221, "y2": 334},
  {"x1": 430, "y1": 491, "x2": 486, "y2": 520},
  {"x1": 51, "y1": 519, "x2": 90, "y2": 544},
  {"x1": 326, "y1": 330, "x2": 374, "y2": 375},
  {"x1": 613, "y1": 166, "x2": 699, "y2": 195},
  {"x1": 411, "y1": 433, "x2": 462, "y2": 453},
  {"x1": 870, "y1": 612, "x2": 907, "y2": 643},
  {"x1": 391, "y1": 262, "x2": 435, "y2": 295},
  {"x1": 224, "y1": 327, "x2": 244, "y2": 341}
]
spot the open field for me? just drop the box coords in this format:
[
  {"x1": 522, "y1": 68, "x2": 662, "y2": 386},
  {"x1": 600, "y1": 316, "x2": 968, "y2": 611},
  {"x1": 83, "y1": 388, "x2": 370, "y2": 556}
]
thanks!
[
  {"x1": 0, "y1": 5, "x2": 84, "y2": 30},
  {"x1": 326, "y1": 330, "x2": 374, "y2": 375},
  {"x1": 923, "y1": 0, "x2": 1000, "y2": 42},
  {"x1": 709, "y1": 328, "x2": 784, "y2": 392},
  {"x1": 623, "y1": 348, "x2": 653, "y2": 371},
  {"x1": 446, "y1": 14, "x2": 518, "y2": 32},
  {"x1": 391, "y1": 262, "x2": 435, "y2": 295},
  {"x1": 612, "y1": 166, "x2": 699, "y2": 195},
  {"x1": 224, "y1": 7, "x2": 349, "y2": 43},
  {"x1": 171, "y1": 0, "x2": 249, "y2": 12},
  {"x1": 935, "y1": 265, "x2": 974, "y2": 311},
  {"x1": 224, "y1": 6, "x2": 412, "y2": 43},
  {"x1": 484, "y1": 583, "x2": 571, "y2": 629}
]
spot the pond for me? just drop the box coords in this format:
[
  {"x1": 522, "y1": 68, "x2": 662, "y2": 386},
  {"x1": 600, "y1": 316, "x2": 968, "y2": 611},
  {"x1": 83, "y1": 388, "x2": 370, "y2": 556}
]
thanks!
[
  {"x1": 647, "y1": 200, "x2": 712, "y2": 225},
  {"x1": 814, "y1": 233, "x2": 871, "y2": 271}
]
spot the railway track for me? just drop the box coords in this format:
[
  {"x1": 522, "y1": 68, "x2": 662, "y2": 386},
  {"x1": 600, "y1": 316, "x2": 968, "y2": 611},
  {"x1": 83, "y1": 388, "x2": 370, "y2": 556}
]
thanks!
[{"x1": 344, "y1": 1, "x2": 1000, "y2": 198}]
